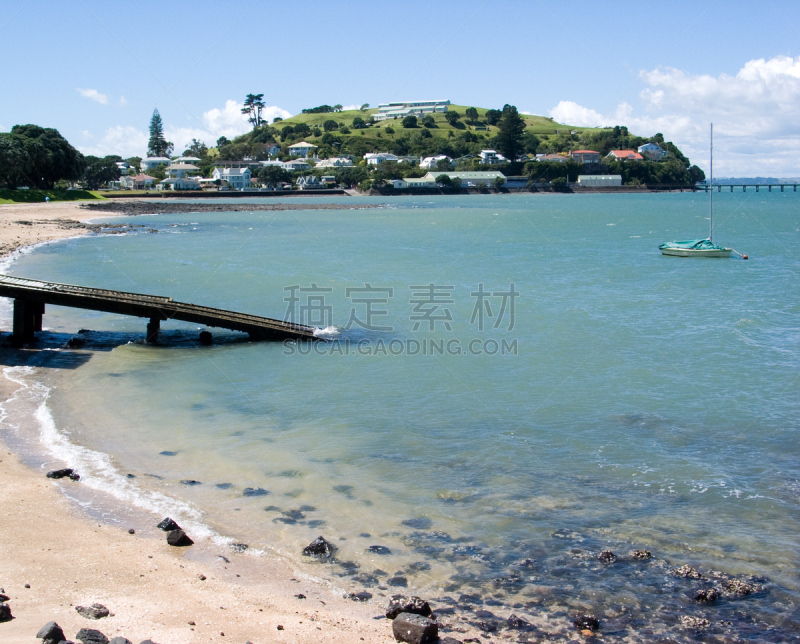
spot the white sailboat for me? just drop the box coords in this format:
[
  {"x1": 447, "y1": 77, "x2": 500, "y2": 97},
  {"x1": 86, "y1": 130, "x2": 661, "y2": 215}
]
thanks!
[{"x1": 659, "y1": 124, "x2": 732, "y2": 258}]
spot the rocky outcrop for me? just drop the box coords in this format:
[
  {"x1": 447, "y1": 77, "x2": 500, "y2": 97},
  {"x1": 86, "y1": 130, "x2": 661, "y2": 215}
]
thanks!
[
  {"x1": 166, "y1": 529, "x2": 194, "y2": 547},
  {"x1": 386, "y1": 595, "x2": 432, "y2": 619},
  {"x1": 37, "y1": 621, "x2": 66, "y2": 643},
  {"x1": 391, "y1": 612, "x2": 438, "y2": 644},
  {"x1": 302, "y1": 536, "x2": 335, "y2": 561},
  {"x1": 75, "y1": 628, "x2": 109, "y2": 644},
  {"x1": 46, "y1": 468, "x2": 80, "y2": 481},
  {"x1": 156, "y1": 517, "x2": 180, "y2": 532},
  {"x1": 76, "y1": 604, "x2": 110, "y2": 619},
  {"x1": 0, "y1": 602, "x2": 12, "y2": 622}
]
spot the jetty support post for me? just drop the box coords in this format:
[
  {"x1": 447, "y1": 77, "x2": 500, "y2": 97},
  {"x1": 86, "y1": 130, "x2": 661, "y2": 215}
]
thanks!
[
  {"x1": 146, "y1": 317, "x2": 161, "y2": 344},
  {"x1": 12, "y1": 299, "x2": 43, "y2": 343}
]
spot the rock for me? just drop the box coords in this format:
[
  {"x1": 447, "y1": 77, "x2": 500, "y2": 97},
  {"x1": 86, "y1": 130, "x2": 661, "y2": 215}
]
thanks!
[
  {"x1": 302, "y1": 536, "x2": 335, "y2": 560},
  {"x1": 139, "y1": 640, "x2": 159, "y2": 644},
  {"x1": 694, "y1": 588, "x2": 719, "y2": 603},
  {"x1": 351, "y1": 592, "x2": 373, "y2": 602},
  {"x1": 198, "y1": 575, "x2": 206, "y2": 581},
  {"x1": 198, "y1": 331, "x2": 213, "y2": 345},
  {"x1": 75, "y1": 628, "x2": 109, "y2": 644},
  {"x1": 156, "y1": 517, "x2": 180, "y2": 532},
  {"x1": 108, "y1": 638, "x2": 133, "y2": 644},
  {"x1": 180, "y1": 480, "x2": 201, "y2": 486},
  {"x1": 573, "y1": 615, "x2": 600, "y2": 632},
  {"x1": 680, "y1": 615, "x2": 710, "y2": 629},
  {"x1": 36, "y1": 621, "x2": 66, "y2": 642},
  {"x1": 0, "y1": 603, "x2": 11, "y2": 622},
  {"x1": 128, "y1": 529, "x2": 135, "y2": 535},
  {"x1": 242, "y1": 487, "x2": 269, "y2": 497},
  {"x1": 392, "y1": 612, "x2": 438, "y2": 644},
  {"x1": 295, "y1": 594, "x2": 306, "y2": 599},
  {"x1": 276, "y1": 625, "x2": 284, "y2": 630},
  {"x1": 597, "y1": 550, "x2": 617, "y2": 563},
  {"x1": 387, "y1": 576, "x2": 408, "y2": 587},
  {"x1": 76, "y1": 604, "x2": 110, "y2": 619},
  {"x1": 630, "y1": 549, "x2": 652, "y2": 560},
  {"x1": 159, "y1": 451, "x2": 177, "y2": 456},
  {"x1": 69, "y1": 472, "x2": 81, "y2": 481},
  {"x1": 46, "y1": 468, "x2": 76, "y2": 479},
  {"x1": 386, "y1": 595, "x2": 432, "y2": 619},
  {"x1": 166, "y1": 529, "x2": 194, "y2": 547},
  {"x1": 506, "y1": 614, "x2": 533, "y2": 630},
  {"x1": 0, "y1": 592, "x2": 8, "y2": 602},
  {"x1": 230, "y1": 543, "x2": 248, "y2": 553},
  {"x1": 66, "y1": 337, "x2": 86, "y2": 348},
  {"x1": 439, "y1": 638, "x2": 463, "y2": 644},
  {"x1": 401, "y1": 517, "x2": 432, "y2": 530},
  {"x1": 672, "y1": 564, "x2": 702, "y2": 579},
  {"x1": 407, "y1": 562, "x2": 431, "y2": 572},
  {"x1": 367, "y1": 545, "x2": 392, "y2": 555},
  {"x1": 724, "y1": 579, "x2": 755, "y2": 595}
]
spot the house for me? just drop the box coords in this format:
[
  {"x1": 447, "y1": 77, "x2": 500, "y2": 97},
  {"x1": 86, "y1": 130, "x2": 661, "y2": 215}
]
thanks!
[
  {"x1": 637, "y1": 143, "x2": 667, "y2": 161},
  {"x1": 296, "y1": 175, "x2": 321, "y2": 190},
  {"x1": 424, "y1": 171, "x2": 505, "y2": 187},
  {"x1": 157, "y1": 177, "x2": 201, "y2": 191},
  {"x1": 577, "y1": 175, "x2": 622, "y2": 187},
  {"x1": 282, "y1": 158, "x2": 312, "y2": 171},
  {"x1": 115, "y1": 161, "x2": 130, "y2": 173},
  {"x1": 374, "y1": 100, "x2": 450, "y2": 121},
  {"x1": 570, "y1": 150, "x2": 601, "y2": 165},
  {"x1": 315, "y1": 157, "x2": 354, "y2": 168},
  {"x1": 140, "y1": 156, "x2": 172, "y2": 170},
  {"x1": 503, "y1": 176, "x2": 529, "y2": 188},
  {"x1": 390, "y1": 177, "x2": 438, "y2": 189},
  {"x1": 166, "y1": 163, "x2": 200, "y2": 178},
  {"x1": 420, "y1": 155, "x2": 452, "y2": 170},
  {"x1": 212, "y1": 167, "x2": 252, "y2": 189},
  {"x1": 478, "y1": 149, "x2": 507, "y2": 165},
  {"x1": 174, "y1": 156, "x2": 202, "y2": 165},
  {"x1": 365, "y1": 152, "x2": 399, "y2": 165},
  {"x1": 536, "y1": 153, "x2": 570, "y2": 163},
  {"x1": 607, "y1": 149, "x2": 644, "y2": 161},
  {"x1": 120, "y1": 174, "x2": 157, "y2": 189},
  {"x1": 320, "y1": 175, "x2": 337, "y2": 186},
  {"x1": 287, "y1": 141, "x2": 318, "y2": 158}
]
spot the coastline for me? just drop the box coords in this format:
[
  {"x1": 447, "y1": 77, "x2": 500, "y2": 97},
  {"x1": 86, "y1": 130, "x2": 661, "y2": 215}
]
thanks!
[{"x1": 0, "y1": 200, "x2": 395, "y2": 644}]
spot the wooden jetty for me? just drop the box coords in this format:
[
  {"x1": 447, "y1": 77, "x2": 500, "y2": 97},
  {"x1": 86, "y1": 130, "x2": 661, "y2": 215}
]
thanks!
[
  {"x1": 697, "y1": 183, "x2": 799, "y2": 192},
  {"x1": 0, "y1": 275, "x2": 317, "y2": 344}
]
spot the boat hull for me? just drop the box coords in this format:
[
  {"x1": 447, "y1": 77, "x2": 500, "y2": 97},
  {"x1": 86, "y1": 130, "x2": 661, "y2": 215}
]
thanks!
[{"x1": 660, "y1": 247, "x2": 732, "y2": 258}]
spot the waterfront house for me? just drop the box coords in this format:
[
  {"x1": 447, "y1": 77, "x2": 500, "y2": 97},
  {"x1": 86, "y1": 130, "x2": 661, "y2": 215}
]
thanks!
[
  {"x1": 424, "y1": 171, "x2": 506, "y2": 187},
  {"x1": 157, "y1": 177, "x2": 201, "y2": 190},
  {"x1": 637, "y1": 143, "x2": 667, "y2": 161},
  {"x1": 166, "y1": 163, "x2": 200, "y2": 178},
  {"x1": 296, "y1": 175, "x2": 322, "y2": 190},
  {"x1": 570, "y1": 150, "x2": 601, "y2": 165},
  {"x1": 140, "y1": 156, "x2": 172, "y2": 171},
  {"x1": 420, "y1": 155, "x2": 452, "y2": 170},
  {"x1": 606, "y1": 149, "x2": 644, "y2": 161},
  {"x1": 315, "y1": 157, "x2": 354, "y2": 168},
  {"x1": 265, "y1": 143, "x2": 281, "y2": 157},
  {"x1": 120, "y1": 174, "x2": 157, "y2": 189},
  {"x1": 212, "y1": 167, "x2": 252, "y2": 189},
  {"x1": 287, "y1": 141, "x2": 318, "y2": 158},
  {"x1": 536, "y1": 153, "x2": 570, "y2": 163},
  {"x1": 577, "y1": 175, "x2": 622, "y2": 187},
  {"x1": 173, "y1": 156, "x2": 202, "y2": 165},
  {"x1": 478, "y1": 149, "x2": 507, "y2": 165},
  {"x1": 282, "y1": 158, "x2": 312, "y2": 171},
  {"x1": 365, "y1": 152, "x2": 399, "y2": 165}
]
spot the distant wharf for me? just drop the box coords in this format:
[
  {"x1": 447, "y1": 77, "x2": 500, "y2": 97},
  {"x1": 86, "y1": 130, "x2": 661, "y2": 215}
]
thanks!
[{"x1": 698, "y1": 184, "x2": 799, "y2": 192}]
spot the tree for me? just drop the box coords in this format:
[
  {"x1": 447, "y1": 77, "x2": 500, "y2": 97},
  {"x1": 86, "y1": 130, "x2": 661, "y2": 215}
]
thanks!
[
  {"x1": 360, "y1": 103, "x2": 370, "y2": 112},
  {"x1": 0, "y1": 132, "x2": 32, "y2": 189},
  {"x1": 435, "y1": 158, "x2": 452, "y2": 171},
  {"x1": 323, "y1": 119, "x2": 338, "y2": 132},
  {"x1": 493, "y1": 175, "x2": 506, "y2": 190},
  {"x1": 2, "y1": 125, "x2": 86, "y2": 189},
  {"x1": 83, "y1": 155, "x2": 121, "y2": 189},
  {"x1": 334, "y1": 104, "x2": 343, "y2": 112},
  {"x1": 402, "y1": 115, "x2": 418, "y2": 128},
  {"x1": 465, "y1": 107, "x2": 479, "y2": 122},
  {"x1": 421, "y1": 115, "x2": 436, "y2": 128},
  {"x1": 280, "y1": 125, "x2": 294, "y2": 141},
  {"x1": 241, "y1": 94, "x2": 266, "y2": 128},
  {"x1": 339, "y1": 125, "x2": 351, "y2": 134},
  {"x1": 147, "y1": 163, "x2": 167, "y2": 181},
  {"x1": 352, "y1": 116, "x2": 365, "y2": 129},
  {"x1": 688, "y1": 165, "x2": 706, "y2": 184},
  {"x1": 485, "y1": 109, "x2": 502, "y2": 126},
  {"x1": 550, "y1": 176, "x2": 569, "y2": 192},
  {"x1": 495, "y1": 104, "x2": 526, "y2": 162},
  {"x1": 147, "y1": 109, "x2": 172, "y2": 157},
  {"x1": 435, "y1": 174, "x2": 452, "y2": 187},
  {"x1": 293, "y1": 123, "x2": 311, "y2": 137},
  {"x1": 444, "y1": 111, "x2": 461, "y2": 126},
  {"x1": 184, "y1": 138, "x2": 208, "y2": 158},
  {"x1": 216, "y1": 136, "x2": 230, "y2": 148},
  {"x1": 385, "y1": 126, "x2": 395, "y2": 135},
  {"x1": 273, "y1": 117, "x2": 283, "y2": 123},
  {"x1": 258, "y1": 165, "x2": 292, "y2": 188}
]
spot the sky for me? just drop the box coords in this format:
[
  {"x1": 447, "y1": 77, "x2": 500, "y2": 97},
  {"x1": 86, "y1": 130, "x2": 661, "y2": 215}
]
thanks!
[{"x1": 2, "y1": 0, "x2": 800, "y2": 177}]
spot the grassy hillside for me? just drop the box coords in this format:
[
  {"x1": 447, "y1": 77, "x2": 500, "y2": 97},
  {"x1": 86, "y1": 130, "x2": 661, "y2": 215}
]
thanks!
[{"x1": 0, "y1": 189, "x2": 106, "y2": 205}]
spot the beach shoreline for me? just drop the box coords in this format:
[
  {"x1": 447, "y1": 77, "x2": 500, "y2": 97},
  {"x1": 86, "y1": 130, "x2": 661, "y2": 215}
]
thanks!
[{"x1": 0, "y1": 200, "x2": 399, "y2": 644}]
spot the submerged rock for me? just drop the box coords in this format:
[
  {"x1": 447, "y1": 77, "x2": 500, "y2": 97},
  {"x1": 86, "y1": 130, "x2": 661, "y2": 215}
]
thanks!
[
  {"x1": 350, "y1": 591, "x2": 373, "y2": 602},
  {"x1": 672, "y1": 564, "x2": 703, "y2": 579},
  {"x1": 166, "y1": 529, "x2": 194, "y2": 547},
  {"x1": 0, "y1": 603, "x2": 12, "y2": 622},
  {"x1": 724, "y1": 578, "x2": 755, "y2": 595},
  {"x1": 180, "y1": 479, "x2": 202, "y2": 486},
  {"x1": 401, "y1": 517, "x2": 432, "y2": 530},
  {"x1": 386, "y1": 595, "x2": 432, "y2": 619},
  {"x1": 46, "y1": 468, "x2": 79, "y2": 480},
  {"x1": 242, "y1": 487, "x2": 269, "y2": 497},
  {"x1": 630, "y1": 549, "x2": 652, "y2": 560},
  {"x1": 367, "y1": 545, "x2": 392, "y2": 555},
  {"x1": 680, "y1": 615, "x2": 710, "y2": 629},
  {"x1": 36, "y1": 621, "x2": 66, "y2": 642},
  {"x1": 387, "y1": 576, "x2": 408, "y2": 587},
  {"x1": 694, "y1": 588, "x2": 719, "y2": 603},
  {"x1": 506, "y1": 614, "x2": 533, "y2": 630},
  {"x1": 230, "y1": 543, "x2": 249, "y2": 553},
  {"x1": 302, "y1": 536, "x2": 335, "y2": 560},
  {"x1": 75, "y1": 628, "x2": 109, "y2": 644},
  {"x1": 597, "y1": 550, "x2": 617, "y2": 563},
  {"x1": 76, "y1": 603, "x2": 110, "y2": 619},
  {"x1": 573, "y1": 614, "x2": 600, "y2": 632},
  {"x1": 392, "y1": 612, "x2": 438, "y2": 644},
  {"x1": 156, "y1": 517, "x2": 180, "y2": 532}
]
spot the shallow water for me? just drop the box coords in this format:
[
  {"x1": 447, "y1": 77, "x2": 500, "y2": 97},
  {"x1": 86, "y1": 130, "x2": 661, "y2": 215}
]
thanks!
[{"x1": 3, "y1": 192, "x2": 799, "y2": 641}]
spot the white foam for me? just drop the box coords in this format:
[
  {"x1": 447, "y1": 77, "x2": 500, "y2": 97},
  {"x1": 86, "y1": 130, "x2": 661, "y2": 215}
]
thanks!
[{"x1": 313, "y1": 326, "x2": 340, "y2": 337}]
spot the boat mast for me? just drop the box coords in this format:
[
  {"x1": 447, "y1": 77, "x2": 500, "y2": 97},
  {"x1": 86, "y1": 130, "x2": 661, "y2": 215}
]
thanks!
[{"x1": 709, "y1": 123, "x2": 713, "y2": 242}]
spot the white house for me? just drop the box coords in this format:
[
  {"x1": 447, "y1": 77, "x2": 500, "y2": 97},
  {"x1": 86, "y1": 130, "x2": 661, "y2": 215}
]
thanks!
[
  {"x1": 478, "y1": 149, "x2": 507, "y2": 165},
  {"x1": 174, "y1": 156, "x2": 202, "y2": 165},
  {"x1": 314, "y1": 157, "x2": 354, "y2": 168},
  {"x1": 287, "y1": 141, "x2": 318, "y2": 158},
  {"x1": 264, "y1": 143, "x2": 281, "y2": 157},
  {"x1": 166, "y1": 163, "x2": 200, "y2": 178},
  {"x1": 120, "y1": 174, "x2": 156, "y2": 189},
  {"x1": 296, "y1": 175, "x2": 322, "y2": 190},
  {"x1": 282, "y1": 158, "x2": 312, "y2": 171},
  {"x1": 637, "y1": 143, "x2": 667, "y2": 161},
  {"x1": 374, "y1": 100, "x2": 450, "y2": 121},
  {"x1": 157, "y1": 177, "x2": 201, "y2": 191},
  {"x1": 420, "y1": 155, "x2": 453, "y2": 170},
  {"x1": 424, "y1": 171, "x2": 505, "y2": 187},
  {"x1": 140, "y1": 156, "x2": 172, "y2": 170},
  {"x1": 577, "y1": 175, "x2": 622, "y2": 187},
  {"x1": 536, "y1": 153, "x2": 570, "y2": 163},
  {"x1": 365, "y1": 152, "x2": 399, "y2": 165},
  {"x1": 115, "y1": 161, "x2": 130, "y2": 173},
  {"x1": 212, "y1": 167, "x2": 252, "y2": 189}
]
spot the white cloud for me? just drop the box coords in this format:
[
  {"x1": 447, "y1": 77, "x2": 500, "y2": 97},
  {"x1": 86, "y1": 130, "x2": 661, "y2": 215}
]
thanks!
[
  {"x1": 341, "y1": 104, "x2": 360, "y2": 111},
  {"x1": 548, "y1": 55, "x2": 800, "y2": 177},
  {"x1": 77, "y1": 88, "x2": 109, "y2": 105},
  {"x1": 119, "y1": 96, "x2": 128, "y2": 107},
  {"x1": 78, "y1": 125, "x2": 149, "y2": 158}
]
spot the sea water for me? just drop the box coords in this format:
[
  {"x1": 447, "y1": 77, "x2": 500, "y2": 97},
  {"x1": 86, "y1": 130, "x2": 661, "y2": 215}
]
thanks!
[{"x1": 2, "y1": 192, "x2": 799, "y2": 641}]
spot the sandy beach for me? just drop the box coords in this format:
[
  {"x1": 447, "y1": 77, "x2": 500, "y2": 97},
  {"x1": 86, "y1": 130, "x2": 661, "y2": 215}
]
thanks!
[{"x1": 0, "y1": 200, "x2": 398, "y2": 644}]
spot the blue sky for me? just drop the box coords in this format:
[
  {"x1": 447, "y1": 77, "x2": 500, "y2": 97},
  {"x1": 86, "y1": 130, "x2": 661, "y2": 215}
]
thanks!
[{"x1": 2, "y1": 0, "x2": 799, "y2": 176}]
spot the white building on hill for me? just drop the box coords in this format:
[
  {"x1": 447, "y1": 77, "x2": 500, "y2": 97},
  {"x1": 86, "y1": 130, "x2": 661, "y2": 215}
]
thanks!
[
  {"x1": 374, "y1": 100, "x2": 450, "y2": 121},
  {"x1": 212, "y1": 167, "x2": 252, "y2": 189}
]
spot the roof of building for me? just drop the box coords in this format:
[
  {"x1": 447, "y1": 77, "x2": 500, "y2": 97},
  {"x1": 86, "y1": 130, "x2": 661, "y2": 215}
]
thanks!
[
  {"x1": 608, "y1": 149, "x2": 644, "y2": 159},
  {"x1": 132, "y1": 174, "x2": 156, "y2": 181},
  {"x1": 167, "y1": 163, "x2": 200, "y2": 170},
  {"x1": 143, "y1": 156, "x2": 171, "y2": 162},
  {"x1": 578, "y1": 175, "x2": 622, "y2": 179},
  {"x1": 288, "y1": 141, "x2": 318, "y2": 148},
  {"x1": 572, "y1": 150, "x2": 599, "y2": 154},
  {"x1": 175, "y1": 156, "x2": 202, "y2": 162},
  {"x1": 216, "y1": 167, "x2": 252, "y2": 176},
  {"x1": 424, "y1": 171, "x2": 506, "y2": 180}
]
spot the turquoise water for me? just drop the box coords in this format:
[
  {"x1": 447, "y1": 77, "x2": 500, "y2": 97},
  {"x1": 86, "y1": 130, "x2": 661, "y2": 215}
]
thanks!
[{"x1": 5, "y1": 193, "x2": 800, "y2": 640}]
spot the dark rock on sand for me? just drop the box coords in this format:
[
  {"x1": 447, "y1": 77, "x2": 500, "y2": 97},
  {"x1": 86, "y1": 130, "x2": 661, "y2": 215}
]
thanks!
[
  {"x1": 76, "y1": 603, "x2": 110, "y2": 619},
  {"x1": 351, "y1": 592, "x2": 373, "y2": 602},
  {"x1": 302, "y1": 536, "x2": 335, "y2": 560},
  {"x1": 392, "y1": 612, "x2": 438, "y2": 644},
  {"x1": 352, "y1": 573, "x2": 378, "y2": 586},
  {"x1": 407, "y1": 562, "x2": 431, "y2": 572},
  {"x1": 694, "y1": 588, "x2": 719, "y2": 603},
  {"x1": 439, "y1": 638, "x2": 463, "y2": 644},
  {"x1": 0, "y1": 592, "x2": 8, "y2": 602},
  {"x1": 156, "y1": 517, "x2": 180, "y2": 532},
  {"x1": 140, "y1": 640, "x2": 160, "y2": 644},
  {"x1": 159, "y1": 451, "x2": 177, "y2": 456},
  {"x1": 386, "y1": 595, "x2": 432, "y2": 619},
  {"x1": 75, "y1": 628, "x2": 109, "y2": 644},
  {"x1": 36, "y1": 621, "x2": 66, "y2": 642},
  {"x1": 282, "y1": 509, "x2": 305, "y2": 520},
  {"x1": 598, "y1": 550, "x2": 617, "y2": 563},
  {"x1": 387, "y1": 576, "x2": 408, "y2": 587},
  {"x1": 242, "y1": 487, "x2": 269, "y2": 497},
  {"x1": 47, "y1": 468, "x2": 77, "y2": 480},
  {"x1": 215, "y1": 483, "x2": 233, "y2": 489},
  {"x1": 573, "y1": 614, "x2": 600, "y2": 631},
  {"x1": 230, "y1": 543, "x2": 249, "y2": 553},
  {"x1": 506, "y1": 614, "x2": 533, "y2": 631},
  {"x1": 180, "y1": 480, "x2": 202, "y2": 486},
  {"x1": 108, "y1": 638, "x2": 133, "y2": 644},
  {"x1": 0, "y1": 603, "x2": 11, "y2": 622},
  {"x1": 367, "y1": 545, "x2": 392, "y2": 555},
  {"x1": 472, "y1": 619, "x2": 499, "y2": 633},
  {"x1": 166, "y1": 529, "x2": 194, "y2": 547}
]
